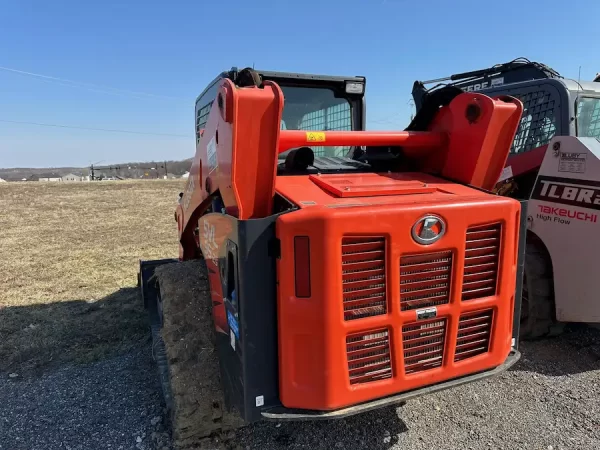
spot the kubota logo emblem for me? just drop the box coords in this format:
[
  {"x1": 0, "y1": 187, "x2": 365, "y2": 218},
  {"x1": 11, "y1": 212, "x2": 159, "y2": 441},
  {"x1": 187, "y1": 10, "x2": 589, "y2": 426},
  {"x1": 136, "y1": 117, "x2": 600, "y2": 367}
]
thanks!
[{"x1": 411, "y1": 215, "x2": 446, "y2": 245}]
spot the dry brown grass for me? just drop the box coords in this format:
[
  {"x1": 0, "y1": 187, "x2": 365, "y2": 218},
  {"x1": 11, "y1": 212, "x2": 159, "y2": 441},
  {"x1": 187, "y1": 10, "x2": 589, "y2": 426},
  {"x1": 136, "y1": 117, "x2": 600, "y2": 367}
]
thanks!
[{"x1": 0, "y1": 180, "x2": 185, "y2": 373}]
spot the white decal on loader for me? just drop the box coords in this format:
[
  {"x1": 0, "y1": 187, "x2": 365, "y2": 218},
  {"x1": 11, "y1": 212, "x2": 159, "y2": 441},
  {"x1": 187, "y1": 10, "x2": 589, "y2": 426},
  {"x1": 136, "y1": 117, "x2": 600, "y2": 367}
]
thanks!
[
  {"x1": 532, "y1": 176, "x2": 600, "y2": 211},
  {"x1": 464, "y1": 82, "x2": 489, "y2": 92},
  {"x1": 207, "y1": 136, "x2": 218, "y2": 174},
  {"x1": 539, "y1": 180, "x2": 600, "y2": 204},
  {"x1": 183, "y1": 176, "x2": 195, "y2": 211},
  {"x1": 558, "y1": 152, "x2": 587, "y2": 174},
  {"x1": 498, "y1": 165, "x2": 513, "y2": 182},
  {"x1": 462, "y1": 77, "x2": 504, "y2": 92},
  {"x1": 255, "y1": 395, "x2": 264, "y2": 407},
  {"x1": 203, "y1": 220, "x2": 218, "y2": 262}
]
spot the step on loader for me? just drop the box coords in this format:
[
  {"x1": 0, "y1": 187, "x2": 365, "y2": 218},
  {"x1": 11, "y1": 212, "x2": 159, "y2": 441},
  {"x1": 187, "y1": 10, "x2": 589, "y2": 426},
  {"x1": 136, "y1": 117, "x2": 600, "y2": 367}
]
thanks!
[
  {"x1": 139, "y1": 67, "x2": 527, "y2": 448},
  {"x1": 413, "y1": 58, "x2": 600, "y2": 339}
]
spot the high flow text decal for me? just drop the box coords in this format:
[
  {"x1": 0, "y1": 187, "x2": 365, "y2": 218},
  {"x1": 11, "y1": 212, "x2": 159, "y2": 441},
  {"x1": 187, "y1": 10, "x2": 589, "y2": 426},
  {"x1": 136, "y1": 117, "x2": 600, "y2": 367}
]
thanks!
[{"x1": 532, "y1": 176, "x2": 600, "y2": 211}]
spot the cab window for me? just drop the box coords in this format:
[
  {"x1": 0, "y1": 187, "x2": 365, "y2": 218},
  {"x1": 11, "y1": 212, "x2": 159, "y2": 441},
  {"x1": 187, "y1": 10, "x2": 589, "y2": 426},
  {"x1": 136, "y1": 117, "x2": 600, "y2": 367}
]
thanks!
[
  {"x1": 279, "y1": 86, "x2": 352, "y2": 157},
  {"x1": 577, "y1": 97, "x2": 600, "y2": 138}
]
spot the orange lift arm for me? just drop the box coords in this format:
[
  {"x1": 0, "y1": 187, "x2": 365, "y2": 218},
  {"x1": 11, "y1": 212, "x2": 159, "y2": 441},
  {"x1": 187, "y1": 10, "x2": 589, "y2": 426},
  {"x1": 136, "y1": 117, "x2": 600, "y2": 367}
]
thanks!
[{"x1": 176, "y1": 80, "x2": 523, "y2": 260}]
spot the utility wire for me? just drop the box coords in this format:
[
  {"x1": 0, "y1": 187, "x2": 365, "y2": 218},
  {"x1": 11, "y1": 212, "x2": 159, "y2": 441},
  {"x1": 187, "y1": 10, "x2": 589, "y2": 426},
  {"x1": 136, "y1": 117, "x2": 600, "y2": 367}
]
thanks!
[
  {"x1": 25, "y1": 75, "x2": 169, "y2": 101},
  {"x1": 0, "y1": 65, "x2": 187, "y2": 101},
  {"x1": 369, "y1": 112, "x2": 405, "y2": 125},
  {"x1": 0, "y1": 119, "x2": 192, "y2": 138}
]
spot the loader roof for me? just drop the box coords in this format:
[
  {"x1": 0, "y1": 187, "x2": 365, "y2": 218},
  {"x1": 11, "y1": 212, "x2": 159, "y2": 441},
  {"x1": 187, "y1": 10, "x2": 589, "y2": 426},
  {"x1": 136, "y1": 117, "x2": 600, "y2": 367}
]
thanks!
[
  {"x1": 253, "y1": 69, "x2": 365, "y2": 83},
  {"x1": 560, "y1": 78, "x2": 600, "y2": 95},
  {"x1": 195, "y1": 67, "x2": 365, "y2": 106}
]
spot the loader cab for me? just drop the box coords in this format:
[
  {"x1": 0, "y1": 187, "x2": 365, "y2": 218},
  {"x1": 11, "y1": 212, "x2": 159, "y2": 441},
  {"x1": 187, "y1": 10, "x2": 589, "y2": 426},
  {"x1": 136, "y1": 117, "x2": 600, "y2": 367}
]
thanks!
[
  {"x1": 576, "y1": 93, "x2": 600, "y2": 139},
  {"x1": 450, "y1": 78, "x2": 600, "y2": 197},
  {"x1": 195, "y1": 68, "x2": 366, "y2": 158},
  {"x1": 412, "y1": 59, "x2": 600, "y2": 190},
  {"x1": 413, "y1": 60, "x2": 600, "y2": 338},
  {"x1": 447, "y1": 77, "x2": 600, "y2": 155}
]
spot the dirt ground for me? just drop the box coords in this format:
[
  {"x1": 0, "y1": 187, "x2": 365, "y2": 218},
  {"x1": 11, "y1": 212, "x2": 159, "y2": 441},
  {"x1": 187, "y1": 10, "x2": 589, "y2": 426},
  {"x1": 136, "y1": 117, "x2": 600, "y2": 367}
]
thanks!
[{"x1": 0, "y1": 180, "x2": 184, "y2": 373}]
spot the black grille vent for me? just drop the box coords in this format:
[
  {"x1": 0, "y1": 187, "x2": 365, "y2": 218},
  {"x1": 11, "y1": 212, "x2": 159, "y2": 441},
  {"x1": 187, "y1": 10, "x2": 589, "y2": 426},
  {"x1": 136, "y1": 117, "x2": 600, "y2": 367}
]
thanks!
[
  {"x1": 463, "y1": 224, "x2": 501, "y2": 301},
  {"x1": 455, "y1": 310, "x2": 493, "y2": 362},
  {"x1": 402, "y1": 318, "x2": 447, "y2": 374},
  {"x1": 400, "y1": 251, "x2": 453, "y2": 311},
  {"x1": 346, "y1": 329, "x2": 393, "y2": 384},
  {"x1": 342, "y1": 237, "x2": 387, "y2": 320}
]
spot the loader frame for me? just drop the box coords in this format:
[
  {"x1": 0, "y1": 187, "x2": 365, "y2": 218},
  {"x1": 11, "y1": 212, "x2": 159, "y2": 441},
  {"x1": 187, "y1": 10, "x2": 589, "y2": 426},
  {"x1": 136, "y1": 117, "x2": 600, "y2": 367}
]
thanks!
[
  {"x1": 139, "y1": 195, "x2": 527, "y2": 423},
  {"x1": 136, "y1": 68, "x2": 530, "y2": 439}
]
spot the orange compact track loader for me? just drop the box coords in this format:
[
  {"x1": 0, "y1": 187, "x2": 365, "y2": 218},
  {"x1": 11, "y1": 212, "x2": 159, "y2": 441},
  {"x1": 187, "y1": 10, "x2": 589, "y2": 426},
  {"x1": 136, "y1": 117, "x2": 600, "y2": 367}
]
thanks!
[{"x1": 139, "y1": 67, "x2": 527, "y2": 447}]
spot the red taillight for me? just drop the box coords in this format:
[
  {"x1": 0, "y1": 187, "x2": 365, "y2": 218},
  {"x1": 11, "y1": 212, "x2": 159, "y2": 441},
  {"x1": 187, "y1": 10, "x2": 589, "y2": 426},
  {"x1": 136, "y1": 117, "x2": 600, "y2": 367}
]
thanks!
[{"x1": 294, "y1": 236, "x2": 311, "y2": 298}]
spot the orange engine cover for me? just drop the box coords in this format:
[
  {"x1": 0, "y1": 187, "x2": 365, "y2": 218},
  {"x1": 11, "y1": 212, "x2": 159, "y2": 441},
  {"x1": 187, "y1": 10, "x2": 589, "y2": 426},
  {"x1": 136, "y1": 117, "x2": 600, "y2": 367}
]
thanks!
[{"x1": 275, "y1": 172, "x2": 521, "y2": 411}]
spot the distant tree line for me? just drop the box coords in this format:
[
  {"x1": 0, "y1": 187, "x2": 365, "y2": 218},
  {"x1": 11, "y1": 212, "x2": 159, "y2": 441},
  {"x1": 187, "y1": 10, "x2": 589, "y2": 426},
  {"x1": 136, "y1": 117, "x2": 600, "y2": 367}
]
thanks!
[
  {"x1": 90, "y1": 158, "x2": 192, "y2": 179},
  {"x1": 0, "y1": 158, "x2": 193, "y2": 181}
]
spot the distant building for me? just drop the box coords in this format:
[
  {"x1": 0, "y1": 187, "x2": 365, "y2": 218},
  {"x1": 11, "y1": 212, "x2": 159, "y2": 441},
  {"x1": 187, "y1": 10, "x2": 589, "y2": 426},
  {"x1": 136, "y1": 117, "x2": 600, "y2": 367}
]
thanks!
[
  {"x1": 38, "y1": 172, "x2": 62, "y2": 182},
  {"x1": 61, "y1": 173, "x2": 82, "y2": 182},
  {"x1": 181, "y1": 171, "x2": 190, "y2": 179},
  {"x1": 0, "y1": 178, "x2": 6, "y2": 183}
]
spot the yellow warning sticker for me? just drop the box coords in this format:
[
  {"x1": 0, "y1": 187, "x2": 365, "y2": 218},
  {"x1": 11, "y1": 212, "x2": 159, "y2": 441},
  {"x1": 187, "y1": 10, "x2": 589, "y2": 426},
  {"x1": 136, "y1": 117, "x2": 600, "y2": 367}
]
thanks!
[{"x1": 306, "y1": 131, "x2": 326, "y2": 143}]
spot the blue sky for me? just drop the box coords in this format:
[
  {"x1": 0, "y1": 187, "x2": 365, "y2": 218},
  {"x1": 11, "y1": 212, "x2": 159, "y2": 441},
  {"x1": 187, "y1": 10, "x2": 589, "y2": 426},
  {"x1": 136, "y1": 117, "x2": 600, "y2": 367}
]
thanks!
[{"x1": 1, "y1": 0, "x2": 599, "y2": 168}]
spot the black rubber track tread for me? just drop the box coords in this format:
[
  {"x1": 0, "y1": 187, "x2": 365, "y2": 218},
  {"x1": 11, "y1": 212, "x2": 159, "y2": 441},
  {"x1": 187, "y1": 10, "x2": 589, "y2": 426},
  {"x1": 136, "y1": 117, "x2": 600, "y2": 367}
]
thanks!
[{"x1": 153, "y1": 259, "x2": 244, "y2": 449}]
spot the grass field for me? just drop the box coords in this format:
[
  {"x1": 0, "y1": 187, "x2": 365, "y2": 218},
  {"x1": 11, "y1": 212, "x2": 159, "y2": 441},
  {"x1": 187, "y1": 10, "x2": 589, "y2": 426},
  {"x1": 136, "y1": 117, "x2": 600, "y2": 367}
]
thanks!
[{"x1": 0, "y1": 180, "x2": 185, "y2": 374}]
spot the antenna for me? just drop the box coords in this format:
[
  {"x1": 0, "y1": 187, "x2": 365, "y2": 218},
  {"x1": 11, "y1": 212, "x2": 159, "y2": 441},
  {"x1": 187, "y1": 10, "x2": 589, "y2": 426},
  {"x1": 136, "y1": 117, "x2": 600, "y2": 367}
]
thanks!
[
  {"x1": 574, "y1": 65, "x2": 583, "y2": 135},
  {"x1": 408, "y1": 97, "x2": 415, "y2": 121}
]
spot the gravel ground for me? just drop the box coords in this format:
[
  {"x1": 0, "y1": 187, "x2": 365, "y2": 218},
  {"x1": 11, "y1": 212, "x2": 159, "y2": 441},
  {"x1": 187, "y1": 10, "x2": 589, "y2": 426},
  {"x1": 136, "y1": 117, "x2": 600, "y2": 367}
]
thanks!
[
  {"x1": 0, "y1": 348, "x2": 170, "y2": 450},
  {"x1": 1, "y1": 326, "x2": 599, "y2": 450}
]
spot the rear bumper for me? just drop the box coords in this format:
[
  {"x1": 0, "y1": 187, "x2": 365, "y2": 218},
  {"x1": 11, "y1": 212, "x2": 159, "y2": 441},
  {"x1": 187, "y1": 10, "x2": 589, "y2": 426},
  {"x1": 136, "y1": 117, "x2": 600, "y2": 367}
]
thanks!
[{"x1": 261, "y1": 349, "x2": 521, "y2": 421}]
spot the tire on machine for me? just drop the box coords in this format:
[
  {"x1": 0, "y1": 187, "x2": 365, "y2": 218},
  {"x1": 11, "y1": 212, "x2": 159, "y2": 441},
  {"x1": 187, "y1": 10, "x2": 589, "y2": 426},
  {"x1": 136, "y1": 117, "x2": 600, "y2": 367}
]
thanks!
[{"x1": 520, "y1": 232, "x2": 565, "y2": 340}]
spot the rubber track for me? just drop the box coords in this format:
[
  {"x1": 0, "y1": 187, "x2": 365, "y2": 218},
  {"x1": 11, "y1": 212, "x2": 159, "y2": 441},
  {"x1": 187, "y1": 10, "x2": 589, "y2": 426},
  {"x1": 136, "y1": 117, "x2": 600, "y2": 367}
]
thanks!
[
  {"x1": 151, "y1": 322, "x2": 173, "y2": 413},
  {"x1": 151, "y1": 259, "x2": 244, "y2": 449}
]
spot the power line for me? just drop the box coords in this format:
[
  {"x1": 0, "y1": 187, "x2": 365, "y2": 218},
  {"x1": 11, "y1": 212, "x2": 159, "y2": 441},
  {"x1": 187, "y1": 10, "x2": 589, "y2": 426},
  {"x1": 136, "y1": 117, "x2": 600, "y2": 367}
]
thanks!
[
  {"x1": 368, "y1": 112, "x2": 404, "y2": 125},
  {"x1": 0, "y1": 119, "x2": 191, "y2": 138},
  {"x1": 25, "y1": 75, "x2": 166, "y2": 101},
  {"x1": 0, "y1": 65, "x2": 187, "y2": 101}
]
